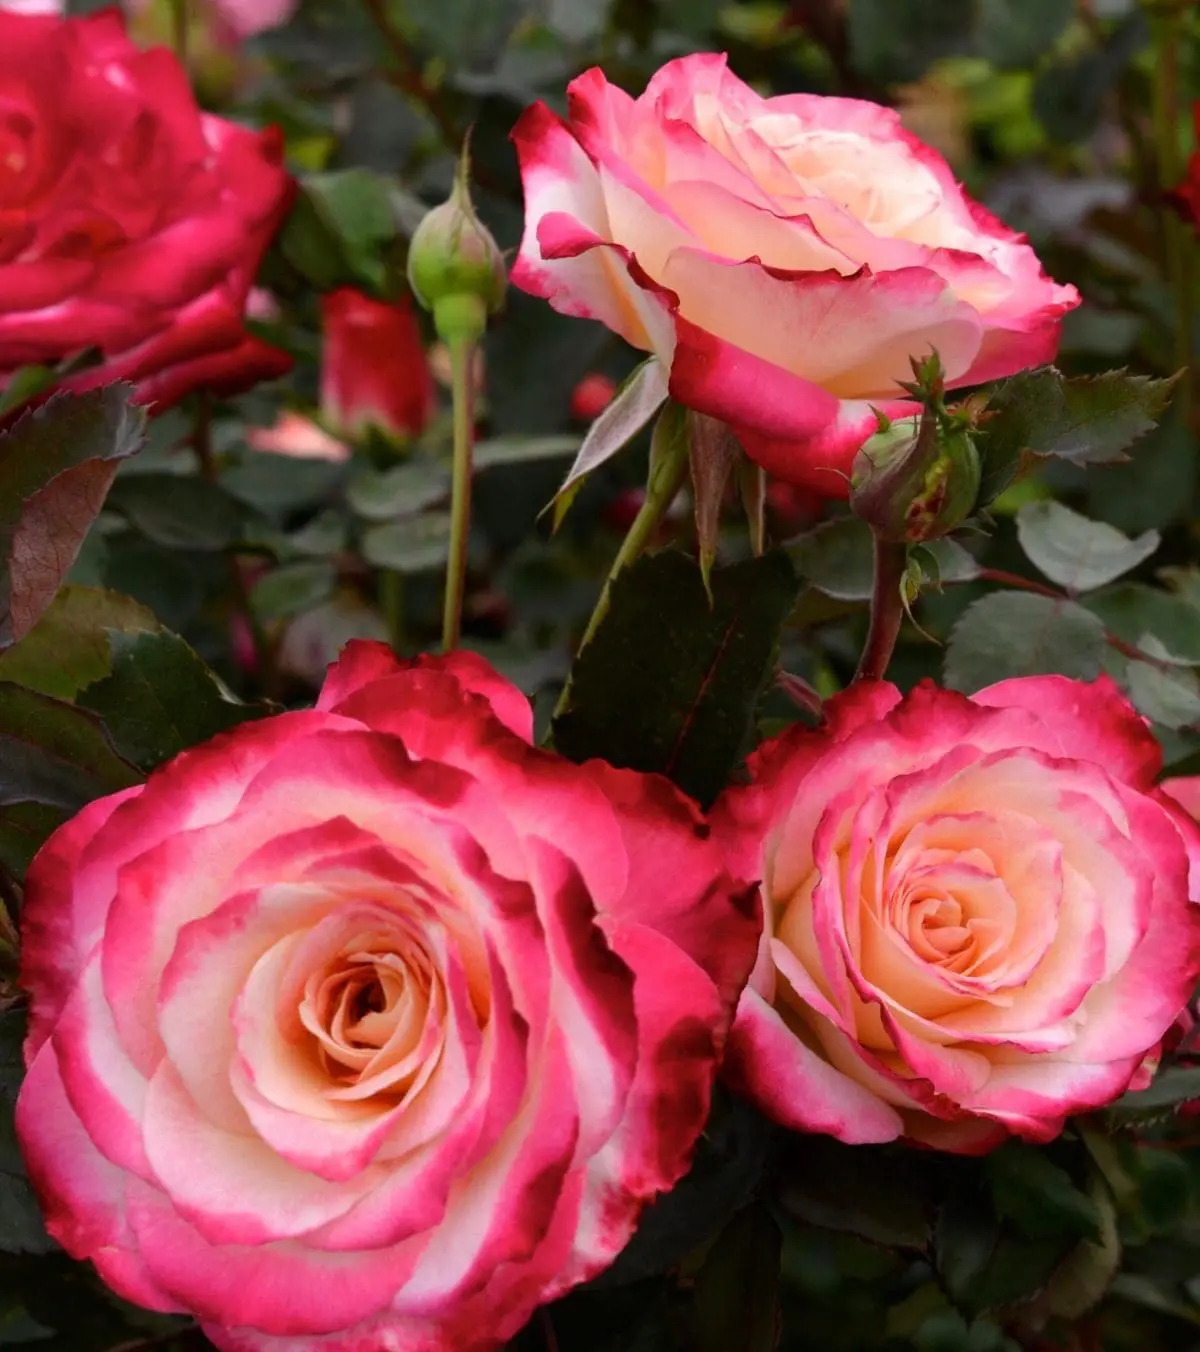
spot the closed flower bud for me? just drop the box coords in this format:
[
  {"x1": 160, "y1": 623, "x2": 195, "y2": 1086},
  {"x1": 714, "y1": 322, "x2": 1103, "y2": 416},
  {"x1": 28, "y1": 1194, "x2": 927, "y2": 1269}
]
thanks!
[
  {"x1": 319, "y1": 288, "x2": 434, "y2": 444},
  {"x1": 407, "y1": 153, "x2": 507, "y2": 348},
  {"x1": 850, "y1": 409, "x2": 981, "y2": 544}
]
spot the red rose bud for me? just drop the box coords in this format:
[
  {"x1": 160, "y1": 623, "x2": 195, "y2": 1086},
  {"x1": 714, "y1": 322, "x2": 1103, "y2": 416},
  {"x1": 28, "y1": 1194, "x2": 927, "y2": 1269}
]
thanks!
[
  {"x1": 407, "y1": 150, "x2": 507, "y2": 348},
  {"x1": 319, "y1": 288, "x2": 435, "y2": 443},
  {"x1": 569, "y1": 372, "x2": 617, "y2": 423}
]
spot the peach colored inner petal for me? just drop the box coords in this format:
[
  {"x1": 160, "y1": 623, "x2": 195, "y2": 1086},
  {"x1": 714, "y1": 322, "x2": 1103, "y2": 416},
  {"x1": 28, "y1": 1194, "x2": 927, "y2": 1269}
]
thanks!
[{"x1": 770, "y1": 747, "x2": 1140, "y2": 1082}]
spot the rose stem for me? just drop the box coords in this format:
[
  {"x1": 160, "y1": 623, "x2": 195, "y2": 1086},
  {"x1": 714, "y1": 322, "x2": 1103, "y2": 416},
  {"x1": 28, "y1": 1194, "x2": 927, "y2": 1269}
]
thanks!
[
  {"x1": 168, "y1": 0, "x2": 188, "y2": 64},
  {"x1": 548, "y1": 410, "x2": 690, "y2": 726},
  {"x1": 1148, "y1": 0, "x2": 1195, "y2": 427},
  {"x1": 441, "y1": 333, "x2": 476, "y2": 652},
  {"x1": 381, "y1": 569, "x2": 406, "y2": 653},
  {"x1": 853, "y1": 536, "x2": 907, "y2": 683}
]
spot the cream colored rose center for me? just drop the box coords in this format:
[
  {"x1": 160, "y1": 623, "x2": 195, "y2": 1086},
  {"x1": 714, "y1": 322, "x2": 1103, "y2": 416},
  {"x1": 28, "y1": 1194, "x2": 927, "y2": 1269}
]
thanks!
[{"x1": 296, "y1": 932, "x2": 449, "y2": 1103}]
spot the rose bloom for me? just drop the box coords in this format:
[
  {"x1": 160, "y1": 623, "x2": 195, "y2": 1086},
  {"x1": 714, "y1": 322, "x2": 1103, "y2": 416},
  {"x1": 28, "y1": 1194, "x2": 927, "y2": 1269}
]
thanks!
[
  {"x1": 0, "y1": 9, "x2": 292, "y2": 415},
  {"x1": 321, "y1": 288, "x2": 436, "y2": 443},
  {"x1": 16, "y1": 642, "x2": 758, "y2": 1351},
  {"x1": 714, "y1": 676, "x2": 1200, "y2": 1153},
  {"x1": 511, "y1": 53, "x2": 1078, "y2": 496}
]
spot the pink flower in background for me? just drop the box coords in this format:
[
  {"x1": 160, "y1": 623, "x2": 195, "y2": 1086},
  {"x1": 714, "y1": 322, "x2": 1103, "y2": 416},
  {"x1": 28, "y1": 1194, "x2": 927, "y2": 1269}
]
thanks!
[
  {"x1": 210, "y1": 0, "x2": 297, "y2": 37},
  {"x1": 122, "y1": 0, "x2": 298, "y2": 41},
  {"x1": 511, "y1": 53, "x2": 1078, "y2": 497},
  {"x1": 16, "y1": 643, "x2": 759, "y2": 1351},
  {"x1": 247, "y1": 411, "x2": 351, "y2": 463},
  {"x1": 0, "y1": 8, "x2": 293, "y2": 417},
  {"x1": 320, "y1": 289, "x2": 437, "y2": 443},
  {"x1": 714, "y1": 676, "x2": 1200, "y2": 1153}
]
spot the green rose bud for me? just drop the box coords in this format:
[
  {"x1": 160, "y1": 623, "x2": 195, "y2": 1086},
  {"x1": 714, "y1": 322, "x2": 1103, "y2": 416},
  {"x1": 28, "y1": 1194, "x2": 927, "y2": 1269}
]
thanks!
[
  {"x1": 850, "y1": 408, "x2": 982, "y2": 545},
  {"x1": 407, "y1": 149, "x2": 507, "y2": 349}
]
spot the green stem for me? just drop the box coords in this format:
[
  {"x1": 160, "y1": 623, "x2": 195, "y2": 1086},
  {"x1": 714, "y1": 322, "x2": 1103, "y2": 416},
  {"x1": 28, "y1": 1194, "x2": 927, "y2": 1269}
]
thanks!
[
  {"x1": 1149, "y1": 1, "x2": 1194, "y2": 426},
  {"x1": 550, "y1": 414, "x2": 690, "y2": 724},
  {"x1": 442, "y1": 335, "x2": 476, "y2": 652},
  {"x1": 169, "y1": 0, "x2": 189, "y2": 63},
  {"x1": 381, "y1": 570, "x2": 406, "y2": 653},
  {"x1": 853, "y1": 537, "x2": 907, "y2": 683}
]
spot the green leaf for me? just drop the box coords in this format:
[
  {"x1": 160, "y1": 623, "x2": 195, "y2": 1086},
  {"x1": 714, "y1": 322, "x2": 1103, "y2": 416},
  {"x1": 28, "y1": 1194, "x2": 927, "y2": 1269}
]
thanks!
[
  {"x1": 1023, "y1": 1177, "x2": 1121, "y2": 1325},
  {"x1": 945, "y1": 592, "x2": 1106, "y2": 692},
  {"x1": 974, "y1": 0, "x2": 1074, "y2": 68},
  {"x1": 346, "y1": 462, "x2": 450, "y2": 522},
  {"x1": 472, "y1": 435, "x2": 579, "y2": 471},
  {"x1": 778, "y1": 1137, "x2": 936, "y2": 1251},
  {"x1": 0, "y1": 1009, "x2": 53, "y2": 1255},
  {"x1": 281, "y1": 169, "x2": 397, "y2": 293},
  {"x1": 1108, "y1": 1067, "x2": 1200, "y2": 1121},
  {"x1": 0, "y1": 366, "x2": 57, "y2": 420},
  {"x1": 0, "y1": 586, "x2": 159, "y2": 701},
  {"x1": 250, "y1": 561, "x2": 338, "y2": 624},
  {"x1": 78, "y1": 631, "x2": 270, "y2": 772},
  {"x1": 1125, "y1": 662, "x2": 1200, "y2": 730},
  {"x1": 589, "y1": 1091, "x2": 772, "y2": 1288},
  {"x1": 984, "y1": 1142, "x2": 1103, "y2": 1244},
  {"x1": 1015, "y1": 501, "x2": 1159, "y2": 593},
  {"x1": 1082, "y1": 584, "x2": 1200, "y2": 664},
  {"x1": 792, "y1": 517, "x2": 978, "y2": 601},
  {"x1": 399, "y1": 0, "x2": 531, "y2": 69},
  {"x1": 1086, "y1": 409, "x2": 1196, "y2": 534},
  {"x1": 552, "y1": 550, "x2": 800, "y2": 807},
  {"x1": 0, "y1": 803, "x2": 66, "y2": 879},
  {"x1": 982, "y1": 368, "x2": 1173, "y2": 471},
  {"x1": 847, "y1": 0, "x2": 973, "y2": 82},
  {"x1": 361, "y1": 514, "x2": 452, "y2": 573},
  {"x1": 790, "y1": 517, "x2": 876, "y2": 602},
  {"x1": 556, "y1": 358, "x2": 668, "y2": 500},
  {"x1": 222, "y1": 452, "x2": 348, "y2": 516},
  {"x1": 0, "y1": 386, "x2": 146, "y2": 648},
  {"x1": 688, "y1": 1204, "x2": 781, "y2": 1352},
  {"x1": 0, "y1": 683, "x2": 140, "y2": 809},
  {"x1": 107, "y1": 473, "x2": 251, "y2": 552},
  {"x1": 936, "y1": 1187, "x2": 1067, "y2": 1317},
  {"x1": 1032, "y1": 13, "x2": 1145, "y2": 143},
  {"x1": 0, "y1": 682, "x2": 139, "y2": 879},
  {"x1": 288, "y1": 508, "x2": 349, "y2": 558}
]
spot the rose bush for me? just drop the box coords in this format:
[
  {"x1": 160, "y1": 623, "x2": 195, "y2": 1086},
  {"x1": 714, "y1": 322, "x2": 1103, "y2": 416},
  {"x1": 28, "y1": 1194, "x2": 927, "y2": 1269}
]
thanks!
[
  {"x1": 0, "y1": 8, "x2": 292, "y2": 414},
  {"x1": 511, "y1": 53, "x2": 1078, "y2": 495},
  {"x1": 714, "y1": 676, "x2": 1200, "y2": 1152},
  {"x1": 16, "y1": 642, "x2": 759, "y2": 1352},
  {"x1": 320, "y1": 288, "x2": 435, "y2": 443}
]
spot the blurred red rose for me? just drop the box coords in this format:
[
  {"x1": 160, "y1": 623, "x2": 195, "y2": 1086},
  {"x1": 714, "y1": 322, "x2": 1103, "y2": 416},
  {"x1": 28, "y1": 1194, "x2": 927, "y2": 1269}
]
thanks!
[
  {"x1": 0, "y1": 8, "x2": 293, "y2": 416},
  {"x1": 1171, "y1": 104, "x2": 1200, "y2": 229},
  {"x1": 320, "y1": 288, "x2": 436, "y2": 443},
  {"x1": 569, "y1": 371, "x2": 617, "y2": 423}
]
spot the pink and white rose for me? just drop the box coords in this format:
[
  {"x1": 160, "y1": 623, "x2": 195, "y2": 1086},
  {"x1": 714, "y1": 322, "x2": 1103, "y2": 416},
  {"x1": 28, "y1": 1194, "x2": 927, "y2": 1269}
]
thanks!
[
  {"x1": 16, "y1": 642, "x2": 759, "y2": 1351},
  {"x1": 511, "y1": 54, "x2": 1078, "y2": 496},
  {"x1": 714, "y1": 676, "x2": 1200, "y2": 1153}
]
